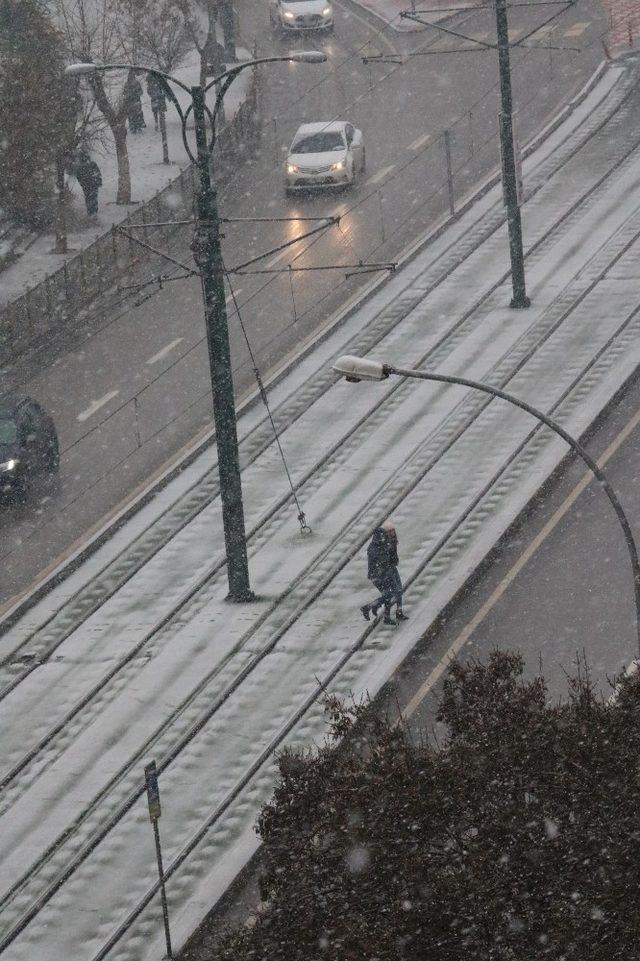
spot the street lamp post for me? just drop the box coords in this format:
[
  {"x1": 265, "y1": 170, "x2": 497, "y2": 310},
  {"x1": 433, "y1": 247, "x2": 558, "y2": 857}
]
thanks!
[
  {"x1": 332, "y1": 354, "x2": 640, "y2": 652},
  {"x1": 66, "y1": 51, "x2": 326, "y2": 601}
]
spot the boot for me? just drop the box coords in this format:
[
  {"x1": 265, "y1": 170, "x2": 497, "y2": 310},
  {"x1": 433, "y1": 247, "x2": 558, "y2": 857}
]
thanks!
[
  {"x1": 383, "y1": 613, "x2": 396, "y2": 626},
  {"x1": 360, "y1": 605, "x2": 371, "y2": 621},
  {"x1": 396, "y1": 609, "x2": 409, "y2": 621}
]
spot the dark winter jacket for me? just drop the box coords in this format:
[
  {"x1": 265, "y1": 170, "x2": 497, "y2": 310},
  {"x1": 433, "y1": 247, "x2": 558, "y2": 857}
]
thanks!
[
  {"x1": 367, "y1": 528, "x2": 398, "y2": 582},
  {"x1": 124, "y1": 75, "x2": 143, "y2": 105},
  {"x1": 147, "y1": 74, "x2": 167, "y2": 111},
  {"x1": 75, "y1": 156, "x2": 102, "y2": 192}
]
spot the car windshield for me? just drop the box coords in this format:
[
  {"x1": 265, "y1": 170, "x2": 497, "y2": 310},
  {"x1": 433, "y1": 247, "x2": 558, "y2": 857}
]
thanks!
[
  {"x1": 0, "y1": 419, "x2": 17, "y2": 445},
  {"x1": 292, "y1": 132, "x2": 345, "y2": 153}
]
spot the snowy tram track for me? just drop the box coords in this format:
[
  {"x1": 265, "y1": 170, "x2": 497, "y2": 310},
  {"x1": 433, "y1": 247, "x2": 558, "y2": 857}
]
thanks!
[
  {"x1": 0, "y1": 62, "x2": 637, "y2": 687},
  {"x1": 12, "y1": 229, "x2": 640, "y2": 961},
  {"x1": 2, "y1": 65, "x2": 640, "y2": 961},
  {"x1": 3, "y1": 84, "x2": 640, "y2": 819}
]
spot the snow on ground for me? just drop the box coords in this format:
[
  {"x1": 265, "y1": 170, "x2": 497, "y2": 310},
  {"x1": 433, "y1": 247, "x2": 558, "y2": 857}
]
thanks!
[
  {"x1": 2, "y1": 61, "x2": 640, "y2": 961},
  {"x1": 0, "y1": 38, "x2": 251, "y2": 309}
]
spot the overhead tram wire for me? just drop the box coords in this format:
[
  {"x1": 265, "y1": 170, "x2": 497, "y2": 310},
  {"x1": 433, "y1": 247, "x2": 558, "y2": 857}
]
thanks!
[{"x1": 6, "y1": 3, "x2": 606, "y2": 396}]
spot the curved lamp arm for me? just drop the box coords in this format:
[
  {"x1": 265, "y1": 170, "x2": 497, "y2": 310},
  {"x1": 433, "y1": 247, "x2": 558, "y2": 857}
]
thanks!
[
  {"x1": 203, "y1": 52, "x2": 326, "y2": 153},
  {"x1": 65, "y1": 61, "x2": 200, "y2": 160},
  {"x1": 390, "y1": 364, "x2": 640, "y2": 653},
  {"x1": 334, "y1": 355, "x2": 640, "y2": 654},
  {"x1": 66, "y1": 53, "x2": 325, "y2": 161}
]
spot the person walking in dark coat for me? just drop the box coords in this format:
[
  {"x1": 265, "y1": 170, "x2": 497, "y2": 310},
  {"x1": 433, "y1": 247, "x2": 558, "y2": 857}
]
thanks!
[
  {"x1": 124, "y1": 73, "x2": 146, "y2": 133},
  {"x1": 73, "y1": 149, "x2": 102, "y2": 220},
  {"x1": 361, "y1": 520, "x2": 408, "y2": 626},
  {"x1": 146, "y1": 74, "x2": 167, "y2": 131}
]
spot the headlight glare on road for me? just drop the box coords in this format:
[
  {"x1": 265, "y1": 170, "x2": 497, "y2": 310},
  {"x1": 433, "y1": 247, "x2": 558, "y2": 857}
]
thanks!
[
  {"x1": 287, "y1": 163, "x2": 299, "y2": 174},
  {"x1": 331, "y1": 160, "x2": 345, "y2": 171},
  {"x1": 0, "y1": 458, "x2": 17, "y2": 472}
]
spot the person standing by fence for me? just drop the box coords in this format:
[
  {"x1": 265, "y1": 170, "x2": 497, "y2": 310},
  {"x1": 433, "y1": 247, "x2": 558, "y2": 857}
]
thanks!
[
  {"x1": 72, "y1": 149, "x2": 102, "y2": 222},
  {"x1": 125, "y1": 72, "x2": 146, "y2": 133},
  {"x1": 146, "y1": 74, "x2": 167, "y2": 132}
]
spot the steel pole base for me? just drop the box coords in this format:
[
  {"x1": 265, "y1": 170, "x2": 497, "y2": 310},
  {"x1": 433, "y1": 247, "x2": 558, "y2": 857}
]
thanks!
[
  {"x1": 226, "y1": 589, "x2": 257, "y2": 603},
  {"x1": 510, "y1": 294, "x2": 531, "y2": 309}
]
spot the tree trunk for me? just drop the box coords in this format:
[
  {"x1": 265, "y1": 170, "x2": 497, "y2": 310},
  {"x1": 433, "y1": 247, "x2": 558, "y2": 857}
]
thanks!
[
  {"x1": 53, "y1": 156, "x2": 68, "y2": 254},
  {"x1": 91, "y1": 73, "x2": 132, "y2": 205},
  {"x1": 113, "y1": 121, "x2": 132, "y2": 204}
]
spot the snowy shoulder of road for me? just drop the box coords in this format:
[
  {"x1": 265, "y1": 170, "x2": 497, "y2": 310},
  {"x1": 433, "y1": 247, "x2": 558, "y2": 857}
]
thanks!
[{"x1": 0, "y1": 39, "x2": 252, "y2": 309}]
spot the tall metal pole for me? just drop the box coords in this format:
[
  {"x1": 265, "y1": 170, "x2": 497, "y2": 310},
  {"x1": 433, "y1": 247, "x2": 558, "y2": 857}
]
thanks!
[
  {"x1": 191, "y1": 86, "x2": 253, "y2": 601},
  {"x1": 495, "y1": 0, "x2": 530, "y2": 309}
]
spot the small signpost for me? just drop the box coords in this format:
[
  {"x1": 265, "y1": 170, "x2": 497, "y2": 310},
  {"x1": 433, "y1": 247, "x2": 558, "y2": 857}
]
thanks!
[{"x1": 145, "y1": 761, "x2": 173, "y2": 960}]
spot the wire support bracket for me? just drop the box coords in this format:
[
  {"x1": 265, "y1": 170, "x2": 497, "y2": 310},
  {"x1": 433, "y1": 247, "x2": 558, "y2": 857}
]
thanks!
[
  {"x1": 115, "y1": 226, "x2": 199, "y2": 276},
  {"x1": 234, "y1": 260, "x2": 397, "y2": 278},
  {"x1": 118, "y1": 271, "x2": 195, "y2": 294}
]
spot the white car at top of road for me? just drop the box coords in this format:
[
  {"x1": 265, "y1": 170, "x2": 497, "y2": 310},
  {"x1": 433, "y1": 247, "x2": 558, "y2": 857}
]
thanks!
[
  {"x1": 284, "y1": 121, "x2": 365, "y2": 193},
  {"x1": 270, "y1": 0, "x2": 334, "y2": 33}
]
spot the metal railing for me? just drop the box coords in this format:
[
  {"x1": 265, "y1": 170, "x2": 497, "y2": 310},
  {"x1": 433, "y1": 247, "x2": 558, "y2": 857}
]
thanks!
[{"x1": 0, "y1": 69, "x2": 260, "y2": 364}]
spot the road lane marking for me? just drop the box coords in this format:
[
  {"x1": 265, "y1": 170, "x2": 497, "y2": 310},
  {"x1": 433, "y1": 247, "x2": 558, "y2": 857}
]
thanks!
[
  {"x1": 146, "y1": 338, "x2": 183, "y2": 366},
  {"x1": 226, "y1": 287, "x2": 242, "y2": 303},
  {"x1": 508, "y1": 27, "x2": 523, "y2": 40},
  {"x1": 408, "y1": 133, "x2": 432, "y2": 151},
  {"x1": 335, "y1": 0, "x2": 398, "y2": 56},
  {"x1": 77, "y1": 390, "x2": 120, "y2": 423},
  {"x1": 563, "y1": 21, "x2": 590, "y2": 37},
  {"x1": 365, "y1": 164, "x2": 395, "y2": 187},
  {"x1": 399, "y1": 402, "x2": 640, "y2": 723}
]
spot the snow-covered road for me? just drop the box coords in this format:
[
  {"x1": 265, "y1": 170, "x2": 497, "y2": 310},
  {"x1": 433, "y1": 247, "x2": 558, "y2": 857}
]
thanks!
[{"x1": 2, "y1": 59, "x2": 640, "y2": 961}]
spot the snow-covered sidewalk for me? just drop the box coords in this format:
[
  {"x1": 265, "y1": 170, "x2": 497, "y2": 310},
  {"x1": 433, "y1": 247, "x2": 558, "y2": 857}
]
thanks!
[
  {"x1": 0, "y1": 41, "x2": 252, "y2": 309},
  {"x1": 2, "y1": 57, "x2": 640, "y2": 961}
]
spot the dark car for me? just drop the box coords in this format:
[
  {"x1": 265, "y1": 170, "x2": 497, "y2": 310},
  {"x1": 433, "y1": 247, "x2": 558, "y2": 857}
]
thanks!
[{"x1": 0, "y1": 397, "x2": 59, "y2": 497}]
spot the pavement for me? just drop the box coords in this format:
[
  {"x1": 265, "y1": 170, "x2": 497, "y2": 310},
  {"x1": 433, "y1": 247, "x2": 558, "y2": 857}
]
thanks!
[{"x1": 2, "y1": 51, "x2": 640, "y2": 961}]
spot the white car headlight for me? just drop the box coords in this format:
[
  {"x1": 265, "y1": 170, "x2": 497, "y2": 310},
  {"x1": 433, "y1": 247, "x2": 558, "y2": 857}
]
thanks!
[
  {"x1": 287, "y1": 163, "x2": 299, "y2": 174},
  {"x1": 283, "y1": 10, "x2": 295, "y2": 18},
  {"x1": 0, "y1": 458, "x2": 17, "y2": 472},
  {"x1": 322, "y1": 5, "x2": 332, "y2": 14},
  {"x1": 331, "y1": 160, "x2": 345, "y2": 171}
]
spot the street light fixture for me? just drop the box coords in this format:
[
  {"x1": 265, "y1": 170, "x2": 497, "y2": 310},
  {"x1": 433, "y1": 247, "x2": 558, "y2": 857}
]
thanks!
[
  {"x1": 332, "y1": 354, "x2": 640, "y2": 652},
  {"x1": 66, "y1": 50, "x2": 326, "y2": 601}
]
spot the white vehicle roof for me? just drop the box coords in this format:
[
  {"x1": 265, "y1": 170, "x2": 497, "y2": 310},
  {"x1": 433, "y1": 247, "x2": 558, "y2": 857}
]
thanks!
[{"x1": 293, "y1": 121, "x2": 348, "y2": 137}]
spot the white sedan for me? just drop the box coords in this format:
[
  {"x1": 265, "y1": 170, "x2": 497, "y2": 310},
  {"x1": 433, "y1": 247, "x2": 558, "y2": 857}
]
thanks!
[
  {"x1": 270, "y1": 0, "x2": 334, "y2": 33},
  {"x1": 284, "y1": 121, "x2": 365, "y2": 193}
]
